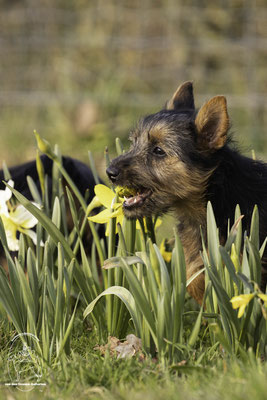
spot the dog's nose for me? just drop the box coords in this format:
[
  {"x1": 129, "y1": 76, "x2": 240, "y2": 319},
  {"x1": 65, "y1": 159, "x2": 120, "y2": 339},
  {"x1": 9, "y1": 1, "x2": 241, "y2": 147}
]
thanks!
[{"x1": 106, "y1": 166, "x2": 120, "y2": 183}]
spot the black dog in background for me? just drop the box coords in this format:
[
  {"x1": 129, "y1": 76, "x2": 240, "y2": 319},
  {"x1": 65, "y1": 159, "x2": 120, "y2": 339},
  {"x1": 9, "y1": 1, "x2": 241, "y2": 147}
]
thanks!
[
  {"x1": 0, "y1": 155, "x2": 102, "y2": 256},
  {"x1": 0, "y1": 155, "x2": 98, "y2": 203}
]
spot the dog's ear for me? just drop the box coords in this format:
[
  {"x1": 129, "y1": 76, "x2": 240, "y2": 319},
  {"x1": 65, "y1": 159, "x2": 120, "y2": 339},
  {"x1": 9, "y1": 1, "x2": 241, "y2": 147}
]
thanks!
[
  {"x1": 166, "y1": 81, "x2": 195, "y2": 111},
  {"x1": 195, "y1": 96, "x2": 229, "y2": 151}
]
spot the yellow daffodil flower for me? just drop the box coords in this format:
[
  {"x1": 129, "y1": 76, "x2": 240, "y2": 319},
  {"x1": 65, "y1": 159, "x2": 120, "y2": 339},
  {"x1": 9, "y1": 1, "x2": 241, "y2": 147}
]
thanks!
[
  {"x1": 230, "y1": 293, "x2": 255, "y2": 318},
  {"x1": 88, "y1": 184, "x2": 162, "y2": 236},
  {"x1": 88, "y1": 184, "x2": 124, "y2": 235},
  {"x1": 160, "y1": 239, "x2": 172, "y2": 263},
  {"x1": 0, "y1": 180, "x2": 40, "y2": 251}
]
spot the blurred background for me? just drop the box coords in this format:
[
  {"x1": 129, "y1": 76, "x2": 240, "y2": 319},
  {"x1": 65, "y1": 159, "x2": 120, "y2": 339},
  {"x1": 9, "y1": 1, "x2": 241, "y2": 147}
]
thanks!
[{"x1": 1, "y1": 0, "x2": 267, "y2": 179}]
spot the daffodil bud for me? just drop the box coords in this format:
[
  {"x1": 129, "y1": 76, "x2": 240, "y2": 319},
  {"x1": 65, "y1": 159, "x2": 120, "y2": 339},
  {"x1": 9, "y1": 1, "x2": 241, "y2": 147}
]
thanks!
[
  {"x1": 34, "y1": 130, "x2": 57, "y2": 161},
  {"x1": 36, "y1": 149, "x2": 45, "y2": 196}
]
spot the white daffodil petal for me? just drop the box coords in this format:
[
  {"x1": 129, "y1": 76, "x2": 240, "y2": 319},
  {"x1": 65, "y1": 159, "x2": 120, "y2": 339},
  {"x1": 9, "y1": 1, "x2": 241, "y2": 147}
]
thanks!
[
  {"x1": 0, "y1": 180, "x2": 14, "y2": 217},
  {"x1": 0, "y1": 179, "x2": 14, "y2": 202},
  {"x1": 2, "y1": 216, "x2": 19, "y2": 251},
  {"x1": 19, "y1": 228, "x2": 38, "y2": 245},
  {"x1": 10, "y1": 205, "x2": 38, "y2": 229},
  {"x1": 6, "y1": 234, "x2": 19, "y2": 251},
  {"x1": 0, "y1": 201, "x2": 9, "y2": 217}
]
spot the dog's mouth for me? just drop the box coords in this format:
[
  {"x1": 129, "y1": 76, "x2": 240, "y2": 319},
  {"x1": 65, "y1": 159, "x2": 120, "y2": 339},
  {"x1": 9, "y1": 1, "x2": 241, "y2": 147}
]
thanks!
[{"x1": 118, "y1": 187, "x2": 152, "y2": 210}]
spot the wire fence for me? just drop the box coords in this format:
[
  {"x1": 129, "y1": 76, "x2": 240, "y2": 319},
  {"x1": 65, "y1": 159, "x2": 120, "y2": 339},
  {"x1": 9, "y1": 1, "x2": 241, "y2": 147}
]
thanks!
[{"x1": 0, "y1": 0, "x2": 267, "y2": 164}]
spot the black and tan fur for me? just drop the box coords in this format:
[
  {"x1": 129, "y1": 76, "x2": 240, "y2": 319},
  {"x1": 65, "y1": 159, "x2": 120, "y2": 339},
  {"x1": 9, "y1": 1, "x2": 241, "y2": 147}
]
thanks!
[{"x1": 106, "y1": 81, "x2": 267, "y2": 304}]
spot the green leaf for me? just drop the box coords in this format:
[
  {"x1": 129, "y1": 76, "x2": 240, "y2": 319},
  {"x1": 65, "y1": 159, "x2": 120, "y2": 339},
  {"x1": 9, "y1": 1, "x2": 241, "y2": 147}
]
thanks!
[
  {"x1": 219, "y1": 246, "x2": 239, "y2": 286},
  {"x1": 0, "y1": 267, "x2": 24, "y2": 332},
  {"x1": 66, "y1": 186, "x2": 80, "y2": 232},
  {"x1": 186, "y1": 267, "x2": 206, "y2": 288},
  {"x1": 207, "y1": 201, "x2": 221, "y2": 269},
  {"x1": 27, "y1": 175, "x2": 42, "y2": 205},
  {"x1": 53, "y1": 243, "x2": 65, "y2": 337},
  {"x1": 103, "y1": 256, "x2": 144, "y2": 269},
  {"x1": 153, "y1": 243, "x2": 171, "y2": 294},
  {"x1": 249, "y1": 206, "x2": 259, "y2": 249},
  {"x1": 224, "y1": 214, "x2": 243, "y2": 253},
  {"x1": 188, "y1": 306, "x2": 203, "y2": 347},
  {"x1": 206, "y1": 267, "x2": 239, "y2": 344},
  {"x1": 120, "y1": 258, "x2": 157, "y2": 341},
  {"x1": 15, "y1": 258, "x2": 36, "y2": 323},
  {"x1": 156, "y1": 295, "x2": 165, "y2": 356},
  {"x1": 115, "y1": 137, "x2": 124, "y2": 155},
  {"x1": 56, "y1": 293, "x2": 81, "y2": 360},
  {"x1": 0, "y1": 216, "x2": 8, "y2": 249},
  {"x1": 2, "y1": 161, "x2": 11, "y2": 180},
  {"x1": 83, "y1": 286, "x2": 141, "y2": 336},
  {"x1": 260, "y1": 237, "x2": 267, "y2": 259},
  {"x1": 246, "y1": 239, "x2": 262, "y2": 284},
  {"x1": 27, "y1": 248, "x2": 39, "y2": 317},
  {"x1": 88, "y1": 150, "x2": 100, "y2": 185}
]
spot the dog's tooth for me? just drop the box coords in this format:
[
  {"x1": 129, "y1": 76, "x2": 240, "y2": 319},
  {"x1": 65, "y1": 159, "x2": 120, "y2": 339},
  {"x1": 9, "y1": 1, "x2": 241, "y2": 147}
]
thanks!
[
  {"x1": 124, "y1": 196, "x2": 127, "y2": 201},
  {"x1": 134, "y1": 198, "x2": 137, "y2": 203}
]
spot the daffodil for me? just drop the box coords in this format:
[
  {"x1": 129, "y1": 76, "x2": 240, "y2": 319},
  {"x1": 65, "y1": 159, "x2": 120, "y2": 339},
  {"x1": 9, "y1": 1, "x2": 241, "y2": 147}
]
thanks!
[
  {"x1": 88, "y1": 184, "x2": 162, "y2": 236},
  {"x1": 160, "y1": 239, "x2": 172, "y2": 263},
  {"x1": 0, "y1": 180, "x2": 40, "y2": 251},
  {"x1": 88, "y1": 184, "x2": 124, "y2": 235},
  {"x1": 230, "y1": 293, "x2": 255, "y2": 318}
]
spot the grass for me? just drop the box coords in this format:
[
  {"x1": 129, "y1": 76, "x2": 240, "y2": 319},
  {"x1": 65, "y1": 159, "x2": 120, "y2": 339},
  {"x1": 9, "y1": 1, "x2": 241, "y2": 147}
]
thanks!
[
  {"x1": 0, "y1": 136, "x2": 266, "y2": 399},
  {"x1": 1, "y1": 319, "x2": 267, "y2": 400},
  {"x1": 1, "y1": 312, "x2": 267, "y2": 400}
]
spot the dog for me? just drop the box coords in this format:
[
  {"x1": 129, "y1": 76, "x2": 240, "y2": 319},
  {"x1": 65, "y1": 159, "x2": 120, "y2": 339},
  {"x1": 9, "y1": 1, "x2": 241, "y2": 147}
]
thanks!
[{"x1": 106, "y1": 81, "x2": 267, "y2": 304}]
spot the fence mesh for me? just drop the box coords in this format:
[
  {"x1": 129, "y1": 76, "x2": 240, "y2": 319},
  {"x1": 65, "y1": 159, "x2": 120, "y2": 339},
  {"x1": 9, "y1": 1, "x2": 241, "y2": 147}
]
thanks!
[{"x1": 0, "y1": 0, "x2": 266, "y2": 167}]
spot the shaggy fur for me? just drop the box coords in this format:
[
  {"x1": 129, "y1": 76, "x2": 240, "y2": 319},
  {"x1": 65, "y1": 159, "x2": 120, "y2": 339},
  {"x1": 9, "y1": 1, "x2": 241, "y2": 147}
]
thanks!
[{"x1": 106, "y1": 81, "x2": 267, "y2": 303}]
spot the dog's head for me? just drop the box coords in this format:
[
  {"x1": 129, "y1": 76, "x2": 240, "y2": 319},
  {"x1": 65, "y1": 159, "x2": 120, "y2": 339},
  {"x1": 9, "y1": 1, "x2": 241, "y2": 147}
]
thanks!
[{"x1": 106, "y1": 82, "x2": 230, "y2": 219}]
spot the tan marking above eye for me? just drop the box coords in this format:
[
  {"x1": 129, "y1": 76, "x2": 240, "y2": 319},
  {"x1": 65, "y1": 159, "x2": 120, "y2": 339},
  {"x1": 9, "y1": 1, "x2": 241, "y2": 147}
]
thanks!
[{"x1": 148, "y1": 124, "x2": 170, "y2": 142}]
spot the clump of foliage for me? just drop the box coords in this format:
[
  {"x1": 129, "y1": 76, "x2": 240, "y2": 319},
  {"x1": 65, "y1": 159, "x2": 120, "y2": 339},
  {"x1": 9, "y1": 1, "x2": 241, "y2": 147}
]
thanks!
[{"x1": 0, "y1": 135, "x2": 266, "y2": 373}]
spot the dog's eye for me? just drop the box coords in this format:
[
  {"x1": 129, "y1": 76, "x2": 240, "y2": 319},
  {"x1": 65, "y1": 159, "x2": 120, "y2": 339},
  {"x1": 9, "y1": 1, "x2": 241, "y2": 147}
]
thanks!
[{"x1": 153, "y1": 146, "x2": 166, "y2": 157}]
